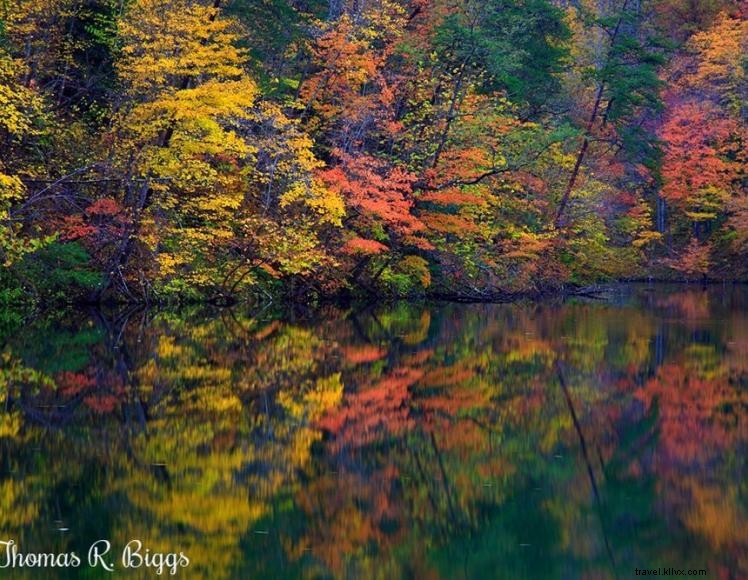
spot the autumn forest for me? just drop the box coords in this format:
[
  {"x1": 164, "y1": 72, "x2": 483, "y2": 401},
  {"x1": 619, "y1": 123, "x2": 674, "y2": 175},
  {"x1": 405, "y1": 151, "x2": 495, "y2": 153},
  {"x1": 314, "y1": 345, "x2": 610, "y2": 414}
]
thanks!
[
  {"x1": 0, "y1": 0, "x2": 745, "y2": 306},
  {"x1": 1, "y1": 3, "x2": 747, "y2": 575}
]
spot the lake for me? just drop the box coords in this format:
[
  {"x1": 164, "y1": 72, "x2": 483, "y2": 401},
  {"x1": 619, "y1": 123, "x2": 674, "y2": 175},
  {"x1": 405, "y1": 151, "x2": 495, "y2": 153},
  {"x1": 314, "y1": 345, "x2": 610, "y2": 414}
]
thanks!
[{"x1": 1, "y1": 285, "x2": 746, "y2": 578}]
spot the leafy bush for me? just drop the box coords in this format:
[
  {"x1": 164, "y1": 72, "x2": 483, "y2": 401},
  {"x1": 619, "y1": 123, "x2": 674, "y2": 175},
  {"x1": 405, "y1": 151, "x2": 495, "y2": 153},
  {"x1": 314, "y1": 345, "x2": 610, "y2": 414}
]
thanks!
[{"x1": 16, "y1": 241, "x2": 102, "y2": 302}]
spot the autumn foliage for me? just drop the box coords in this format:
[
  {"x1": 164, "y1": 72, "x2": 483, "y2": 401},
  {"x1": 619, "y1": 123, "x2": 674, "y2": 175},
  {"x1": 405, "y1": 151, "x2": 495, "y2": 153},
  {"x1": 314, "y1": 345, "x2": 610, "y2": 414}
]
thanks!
[{"x1": 0, "y1": 0, "x2": 746, "y2": 303}]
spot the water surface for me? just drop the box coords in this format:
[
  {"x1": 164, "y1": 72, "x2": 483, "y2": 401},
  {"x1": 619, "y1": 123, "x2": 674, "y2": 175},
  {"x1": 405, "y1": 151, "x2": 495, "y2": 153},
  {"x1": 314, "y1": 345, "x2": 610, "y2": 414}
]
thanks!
[{"x1": 1, "y1": 285, "x2": 746, "y2": 578}]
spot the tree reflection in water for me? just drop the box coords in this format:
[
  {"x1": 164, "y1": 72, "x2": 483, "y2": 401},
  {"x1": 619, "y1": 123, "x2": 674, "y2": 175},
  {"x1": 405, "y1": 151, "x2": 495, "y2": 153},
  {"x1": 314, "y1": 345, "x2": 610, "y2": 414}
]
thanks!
[{"x1": 1, "y1": 285, "x2": 746, "y2": 578}]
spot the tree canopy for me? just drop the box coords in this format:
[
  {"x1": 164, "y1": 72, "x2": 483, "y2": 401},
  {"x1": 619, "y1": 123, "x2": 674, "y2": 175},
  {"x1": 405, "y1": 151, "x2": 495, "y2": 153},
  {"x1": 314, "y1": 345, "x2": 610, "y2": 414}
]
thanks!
[{"x1": 1, "y1": 0, "x2": 745, "y2": 304}]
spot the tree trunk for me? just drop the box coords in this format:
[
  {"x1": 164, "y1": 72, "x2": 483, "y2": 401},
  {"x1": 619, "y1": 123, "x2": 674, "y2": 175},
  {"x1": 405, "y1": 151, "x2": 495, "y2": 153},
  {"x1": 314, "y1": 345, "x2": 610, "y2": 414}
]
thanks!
[{"x1": 553, "y1": 0, "x2": 631, "y2": 228}]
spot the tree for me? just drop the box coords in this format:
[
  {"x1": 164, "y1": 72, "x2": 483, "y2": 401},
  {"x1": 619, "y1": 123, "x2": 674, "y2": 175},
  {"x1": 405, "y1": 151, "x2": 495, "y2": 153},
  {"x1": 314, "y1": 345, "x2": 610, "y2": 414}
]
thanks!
[
  {"x1": 0, "y1": 47, "x2": 54, "y2": 273},
  {"x1": 105, "y1": 0, "x2": 259, "y2": 297},
  {"x1": 554, "y1": 0, "x2": 665, "y2": 228},
  {"x1": 657, "y1": 8, "x2": 746, "y2": 277}
]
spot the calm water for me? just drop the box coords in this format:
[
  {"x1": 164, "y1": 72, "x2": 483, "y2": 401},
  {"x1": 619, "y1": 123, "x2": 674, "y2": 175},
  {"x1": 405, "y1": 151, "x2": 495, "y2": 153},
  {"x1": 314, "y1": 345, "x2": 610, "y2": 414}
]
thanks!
[{"x1": 1, "y1": 285, "x2": 746, "y2": 578}]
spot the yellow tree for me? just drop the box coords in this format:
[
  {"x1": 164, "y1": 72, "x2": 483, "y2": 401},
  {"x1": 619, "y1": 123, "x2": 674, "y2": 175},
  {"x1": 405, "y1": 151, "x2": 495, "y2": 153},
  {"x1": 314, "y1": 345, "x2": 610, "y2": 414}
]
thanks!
[
  {"x1": 106, "y1": 0, "x2": 258, "y2": 296},
  {"x1": 0, "y1": 47, "x2": 51, "y2": 267},
  {"x1": 107, "y1": 0, "x2": 345, "y2": 299}
]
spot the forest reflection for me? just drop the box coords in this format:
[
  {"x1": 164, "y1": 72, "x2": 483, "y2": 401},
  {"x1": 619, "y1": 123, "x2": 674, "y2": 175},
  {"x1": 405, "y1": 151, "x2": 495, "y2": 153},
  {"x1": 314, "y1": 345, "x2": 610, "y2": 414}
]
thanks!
[{"x1": 1, "y1": 285, "x2": 746, "y2": 578}]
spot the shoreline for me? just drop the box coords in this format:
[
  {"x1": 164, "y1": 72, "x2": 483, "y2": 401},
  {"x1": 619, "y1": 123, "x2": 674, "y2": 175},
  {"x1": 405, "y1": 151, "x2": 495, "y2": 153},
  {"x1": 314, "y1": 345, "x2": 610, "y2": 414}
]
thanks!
[{"x1": 6, "y1": 279, "x2": 748, "y2": 315}]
